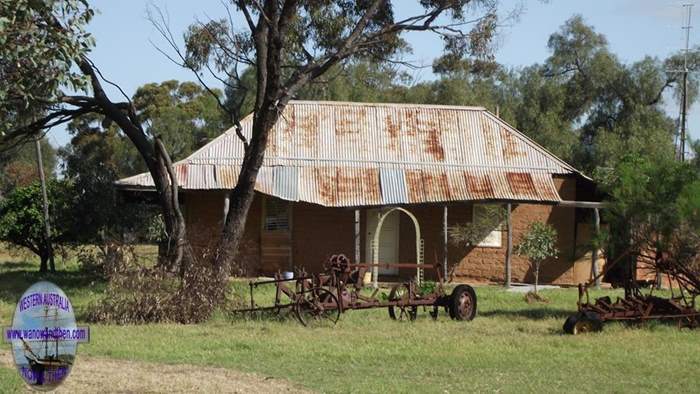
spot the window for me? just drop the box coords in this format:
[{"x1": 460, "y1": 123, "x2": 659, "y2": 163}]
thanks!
[
  {"x1": 473, "y1": 204, "x2": 504, "y2": 248},
  {"x1": 264, "y1": 198, "x2": 290, "y2": 231}
]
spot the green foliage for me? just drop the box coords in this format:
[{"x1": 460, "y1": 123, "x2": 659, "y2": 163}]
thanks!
[
  {"x1": 295, "y1": 61, "x2": 412, "y2": 103},
  {"x1": 523, "y1": 16, "x2": 678, "y2": 172},
  {"x1": 689, "y1": 138, "x2": 700, "y2": 173},
  {"x1": 516, "y1": 222, "x2": 558, "y2": 264},
  {"x1": 132, "y1": 80, "x2": 228, "y2": 160},
  {"x1": 59, "y1": 114, "x2": 163, "y2": 244},
  {"x1": 179, "y1": 0, "x2": 502, "y2": 129},
  {"x1": 598, "y1": 154, "x2": 700, "y2": 270},
  {"x1": 516, "y1": 221, "x2": 558, "y2": 293},
  {"x1": 678, "y1": 181, "x2": 700, "y2": 230},
  {"x1": 0, "y1": 0, "x2": 95, "y2": 137},
  {"x1": 418, "y1": 280, "x2": 437, "y2": 296},
  {"x1": 497, "y1": 65, "x2": 579, "y2": 162},
  {"x1": 64, "y1": 113, "x2": 146, "y2": 178},
  {"x1": 0, "y1": 137, "x2": 56, "y2": 196},
  {"x1": 59, "y1": 80, "x2": 229, "y2": 181},
  {"x1": 0, "y1": 180, "x2": 71, "y2": 259},
  {"x1": 54, "y1": 80, "x2": 228, "y2": 245}
]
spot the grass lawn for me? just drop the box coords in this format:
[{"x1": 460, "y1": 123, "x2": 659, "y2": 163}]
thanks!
[{"x1": 1, "y1": 249, "x2": 699, "y2": 393}]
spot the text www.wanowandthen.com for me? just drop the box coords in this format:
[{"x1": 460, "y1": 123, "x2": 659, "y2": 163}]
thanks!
[{"x1": 4, "y1": 327, "x2": 89, "y2": 342}]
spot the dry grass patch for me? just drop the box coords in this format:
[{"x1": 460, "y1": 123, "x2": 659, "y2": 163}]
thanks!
[{"x1": 0, "y1": 349, "x2": 308, "y2": 393}]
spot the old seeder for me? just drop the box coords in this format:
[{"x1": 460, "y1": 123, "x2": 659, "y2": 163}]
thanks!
[
  {"x1": 564, "y1": 250, "x2": 700, "y2": 334},
  {"x1": 235, "y1": 254, "x2": 477, "y2": 326}
]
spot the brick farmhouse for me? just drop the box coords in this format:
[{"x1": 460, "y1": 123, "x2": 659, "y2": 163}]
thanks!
[{"x1": 118, "y1": 101, "x2": 602, "y2": 285}]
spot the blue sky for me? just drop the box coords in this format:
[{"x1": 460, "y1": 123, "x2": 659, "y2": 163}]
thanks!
[{"x1": 47, "y1": 0, "x2": 699, "y2": 148}]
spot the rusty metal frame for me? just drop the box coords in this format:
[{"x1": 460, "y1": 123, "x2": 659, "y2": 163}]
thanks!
[
  {"x1": 234, "y1": 254, "x2": 477, "y2": 326},
  {"x1": 567, "y1": 248, "x2": 700, "y2": 332}
]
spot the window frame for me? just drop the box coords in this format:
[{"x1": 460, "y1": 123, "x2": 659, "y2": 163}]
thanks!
[
  {"x1": 262, "y1": 196, "x2": 291, "y2": 232},
  {"x1": 472, "y1": 203, "x2": 504, "y2": 248}
]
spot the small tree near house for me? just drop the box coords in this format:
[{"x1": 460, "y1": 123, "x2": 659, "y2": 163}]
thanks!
[
  {"x1": 516, "y1": 221, "x2": 558, "y2": 295},
  {"x1": 0, "y1": 181, "x2": 71, "y2": 272}
]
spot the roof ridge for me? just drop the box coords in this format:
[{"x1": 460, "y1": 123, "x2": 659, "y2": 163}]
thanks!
[{"x1": 287, "y1": 100, "x2": 486, "y2": 111}]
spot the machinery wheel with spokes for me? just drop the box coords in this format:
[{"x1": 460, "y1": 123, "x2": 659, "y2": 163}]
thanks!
[
  {"x1": 449, "y1": 285, "x2": 477, "y2": 321},
  {"x1": 294, "y1": 288, "x2": 340, "y2": 327},
  {"x1": 563, "y1": 312, "x2": 603, "y2": 334},
  {"x1": 388, "y1": 283, "x2": 417, "y2": 321}
]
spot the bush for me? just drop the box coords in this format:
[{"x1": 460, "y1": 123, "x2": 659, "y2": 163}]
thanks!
[
  {"x1": 87, "y1": 242, "x2": 230, "y2": 324},
  {"x1": 448, "y1": 205, "x2": 506, "y2": 246},
  {"x1": 0, "y1": 180, "x2": 72, "y2": 272}
]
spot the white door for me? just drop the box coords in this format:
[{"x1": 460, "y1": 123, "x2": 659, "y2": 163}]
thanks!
[{"x1": 366, "y1": 209, "x2": 400, "y2": 276}]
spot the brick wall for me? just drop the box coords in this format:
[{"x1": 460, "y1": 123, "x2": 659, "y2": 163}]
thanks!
[
  {"x1": 386, "y1": 176, "x2": 580, "y2": 284},
  {"x1": 183, "y1": 191, "x2": 261, "y2": 273},
  {"x1": 292, "y1": 202, "x2": 356, "y2": 273},
  {"x1": 452, "y1": 176, "x2": 578, "y2": 284},
  {"x1": 182, "y1": 174, "x2": 587, "y2": 285}
]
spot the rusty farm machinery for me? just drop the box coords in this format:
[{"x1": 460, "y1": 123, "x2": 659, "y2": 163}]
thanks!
[
  {"x1": 235, "y1": 254, "x2": 477, "y2": 326},
  {"x1": 564, "y1": 250, "x2": 700, "y2": 334}
]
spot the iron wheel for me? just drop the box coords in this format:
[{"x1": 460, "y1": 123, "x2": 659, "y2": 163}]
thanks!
[
  {"x1": 294, "y1": 288, "x2": 340, "y2": 327},
  {"x1": 449, "y1": 285, "x2": 477, "y2": 321},
  {"x1": 563, "y1": 312, "x2": 603, "y2": 335},
  {"x1": 388, "y1": 283, "x2": 417, "y2": 321}
]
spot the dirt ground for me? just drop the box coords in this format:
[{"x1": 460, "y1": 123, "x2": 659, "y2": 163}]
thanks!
[{"x1": 0, "y1": 349, "x2": 309, "y2": 393}]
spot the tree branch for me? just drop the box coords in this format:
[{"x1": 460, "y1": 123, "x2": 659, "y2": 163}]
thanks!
[
  {"x1": 648, "y1": 77, "x2": 677, "y2": 106},
  {"x1": 236, "y1": 0, "x2": 257, "y2": 33},
  {"x1": 148, "y1": 9, "x2": 250, "y2": 148},
  {"x1": 280, "y1": 0, "x2": 386, "y2": 102}
]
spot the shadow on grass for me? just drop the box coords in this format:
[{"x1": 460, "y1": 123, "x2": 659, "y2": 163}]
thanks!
[
  {"x1": 225, "y1": 305, "x2": 301, "y2": 325},
  {"x1": 0, "y1": 260, "x2": 104, "y2": 305},
  {"x1": 480, "y1": 308, "x2": 575, "y2": 320},
  {"x1": 0, "y1": 260, "x2": 36, "y2": 271}
]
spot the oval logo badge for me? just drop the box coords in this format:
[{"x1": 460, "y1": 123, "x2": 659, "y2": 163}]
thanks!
[{"x1": 3, "y1": 281, "x2": 89, "y2": 390}]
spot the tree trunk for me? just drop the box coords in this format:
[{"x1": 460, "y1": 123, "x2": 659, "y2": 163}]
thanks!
[
  {"x1": 215, "y1": 107, "x2": 281, "y2": 280},
  {"x1": 39, "y1": 252, "x2": 48, "y2": 273},
  {"x1": 77, "y1": 59, "x2": 191, "y2": 275},
  {"x1": 153, "y1": 138, "x2": 190, "y2": 275},
  {"x1": 534, "y1": 262, "x2": 540, "y2": 294},
  {"x1": 35, "y1": 136, "x2": 55, "y2": 273},
  {"x1": 211, "y1": 0, "x2": 289, "y2": 280}
]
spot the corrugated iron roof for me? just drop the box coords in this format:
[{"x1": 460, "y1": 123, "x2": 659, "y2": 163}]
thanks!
[{"x1": 117, "y1": 101, "x2": 581, "y2": 206}]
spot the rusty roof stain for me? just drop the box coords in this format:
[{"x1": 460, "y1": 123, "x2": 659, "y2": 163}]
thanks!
[{"x1": 116, "y1": 100, "x2": 583, "y2": 206}]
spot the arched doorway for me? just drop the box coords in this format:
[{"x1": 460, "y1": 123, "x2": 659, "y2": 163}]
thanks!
[{"x1": 371, "y1": 207, "x2": 424, "y2": 288}]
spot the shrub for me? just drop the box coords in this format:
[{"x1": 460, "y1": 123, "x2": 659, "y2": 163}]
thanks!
[
  {"x1": 516, "y1": 221, "x2": 558, "y2": 295},
  {"x1": 87, "y1": 242, "x2": 230, "y2": 324},
  {"x1": 448, "y1": 205, "x2": 506, "y2": 247}
]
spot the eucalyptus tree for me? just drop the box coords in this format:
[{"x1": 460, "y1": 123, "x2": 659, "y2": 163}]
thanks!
[
  {"x1": 0, "y1": 139, "x2": 56, "y2": 196},
  {"x1": 1, "y1": 0, "x2": 193, "y2": 273},
  {"x1": 538, "y1": 16, "x2": 695, "y2": 173},
  {"x1": 152, "y1": 0, "x2": 504, "y2": 282},
  {"x1": 1, "y1": 0, "x2": 506, "y2": 307}
]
